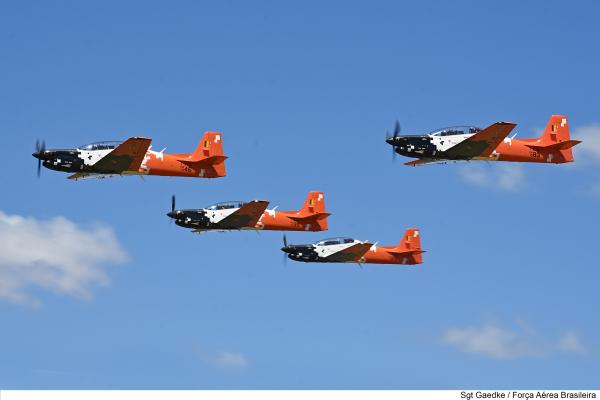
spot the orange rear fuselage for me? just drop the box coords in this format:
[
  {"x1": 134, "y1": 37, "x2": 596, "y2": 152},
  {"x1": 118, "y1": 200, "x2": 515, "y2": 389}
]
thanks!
[
  {"x1": 138, "y1": 131, "x2": 227, "y2": 178},
  {"x1": 256, "y1": 210, "x2": 324, "y2": 231},
  {"x1": 253, "y1": 191, "x2": 329, "y2": 232},
  {"x1": 483, "y1": 138, "x2": 574, "y2": 164},
  {"x1": 476, "y1": 115, "x2": 577, "y2": 164},
  {"x1": 360, "y1": 247, "x2": 417, "y2": 264},
  {"x1": 142, "y1": 152, "x2": 225, "y2": 178}
]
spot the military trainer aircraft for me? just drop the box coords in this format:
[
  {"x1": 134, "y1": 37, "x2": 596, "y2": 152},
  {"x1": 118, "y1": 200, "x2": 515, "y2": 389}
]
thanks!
[
  {"x1": 386, "y1": 115, "x2": 581, "y2": 166},
  {"x1": 167, "y1": 191, "x2": 330, "y2": 233},
  {"x1": 281, "y1": 228, "x2": 423, "y2": 265},
  {"x1": 32, "y1": 132, "x2": 227, "y2": 180}
]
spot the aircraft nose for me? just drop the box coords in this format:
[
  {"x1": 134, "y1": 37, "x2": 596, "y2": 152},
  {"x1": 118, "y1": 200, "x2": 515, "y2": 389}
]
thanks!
[
  {"x1": 166, "y1": 211, "x2": 176, "y2": 218},
  {"x1": 32, "y1": 150, "x2": 51, "y2": 160},
  {"x1": 281, "y1": 246, "x2": 293, "y2": 254},
  {"x1": 387, "y1": 136, "x2": 410, "y2": 146}
]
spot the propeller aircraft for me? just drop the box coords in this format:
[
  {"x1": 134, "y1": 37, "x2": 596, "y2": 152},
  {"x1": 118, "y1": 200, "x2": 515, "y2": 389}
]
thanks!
[
  {"x1": 386, "y1": 115, "x2": 581, "y2": 166},
  {"x1": 281, "y1": 228, "x2": 424, "y2": 265},
  {"x1": 167, "y1": 191, "x2": 330, "y2": 233},
  {"x1": 32, "y1": 132, "x2": 227, "y2": 180}
]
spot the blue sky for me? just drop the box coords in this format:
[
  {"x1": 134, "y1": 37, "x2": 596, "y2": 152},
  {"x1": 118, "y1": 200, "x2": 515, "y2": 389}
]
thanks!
[{"x1": 1, "y1": 0, "x2": 599, "y2": 389}]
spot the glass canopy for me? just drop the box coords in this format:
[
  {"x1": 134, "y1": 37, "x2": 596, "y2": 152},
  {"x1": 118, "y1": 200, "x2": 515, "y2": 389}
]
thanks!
[
  {"x1": 206, "y1": 201, "x2": 247, "y2": 210},
  {"x1": 428, "y1": 126, "x2": 482, "y2": 137},
  {"x1": 78, "y1": 141, "x2": 123, "y2": 151},
  {"x1": 315, "y1": 237, "x2": 355, "y2": 246}
]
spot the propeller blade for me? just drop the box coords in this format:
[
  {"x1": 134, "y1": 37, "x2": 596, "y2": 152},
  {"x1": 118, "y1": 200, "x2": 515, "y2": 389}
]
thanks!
[
  {"x1": 281, "y1": 235, "x2": 289, "y2": 266},
  {"x1": 393, "y1": 120, "x2": 401, "y2": 139},
  {"x1": 34, "y1": 139, "x2": 47, "y2": 178},
  {"x1": 171, "y1": 195, "x2": 176, "y2": 213},
  {"x1": 388, "y1": 121, "x2": 401, "y2": 162}
]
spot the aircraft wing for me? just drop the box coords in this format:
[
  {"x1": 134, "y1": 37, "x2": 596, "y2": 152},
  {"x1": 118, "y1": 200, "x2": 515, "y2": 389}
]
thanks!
[
  {"x1": 405, "y1": 158, "x2": 467, "y2": 166},
  {"x1": 324, "y1": 242, "x2": 374, "y2": 262},
  {"x1": 444, "y1": 122, "x2": 516, "y2": 159},
  {"x1": 405, "y1": 158, "x2": 444, "y2": 166},
  {"x1": 67, "y1": 171, "x2": 148, "y2": 180},
  {"x1": 68, "y1": 172, "x2": 119, "y2": 180},
  {"x1": 92, "y1": 137, "x2": 152, "y2": 173},
  {"x1": 217, "y1": 200, "x2": 270, "y2": 229}
]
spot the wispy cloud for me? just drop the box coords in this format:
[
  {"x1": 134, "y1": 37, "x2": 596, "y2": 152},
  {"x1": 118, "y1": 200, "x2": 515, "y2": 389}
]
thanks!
[
  {"x1": 459, "y1": 163, "x2": 525, "y2": 192},
  {"x1": 557, "y1": 331, "x2": 588, "y2": 355},
  {"x1": 0, "y1": 211, "x2": 128, "y2": 306},
  {"x1": 569, "y1": 124, "x2": 600, "y2": 195},
  {"x1": 573, "y1": 124, "x2": 600, "y2": 162},
  {"x1": 443, "y1": 319, "x2": 587, "y2": 359},
  {"x1": 212, "y1": 352, "x2": 249, "y2": 369},
  {"x1": 198, "y1": 349, "x2": 249, "y2": 370}
]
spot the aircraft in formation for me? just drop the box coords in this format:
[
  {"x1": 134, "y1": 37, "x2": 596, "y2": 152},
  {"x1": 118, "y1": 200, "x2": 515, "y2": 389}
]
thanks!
[
  {"x1": 31, "y1": 114, "x2": 583, "y2": 265},
  {"x1": 32, "y1": 132, "x2": 227, "y2": 180},
  {"x1": 167, "y1": 191, "x2": 330, "y2": 233},
  {"x1": 386, "y1": 115, "x2": 581, "y2": 166},
  {"x1": 281, "y1": 228, "x2": 424, "y2": 265}
]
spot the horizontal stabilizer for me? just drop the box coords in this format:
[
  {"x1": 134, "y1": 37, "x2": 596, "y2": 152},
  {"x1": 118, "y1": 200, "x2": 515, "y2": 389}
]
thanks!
[
  {"x1": 525, "y1": 140, "x2": 581, "y2": 152},
  {"x1": 288, "y1": 212, "x2": 331, "y2": 222},
  {"x1": 180, "y1": 154, "x2": 228, "y2": 165},
  {"x1": 386, "y1": 249, "x2": 426, "y2": 256}
]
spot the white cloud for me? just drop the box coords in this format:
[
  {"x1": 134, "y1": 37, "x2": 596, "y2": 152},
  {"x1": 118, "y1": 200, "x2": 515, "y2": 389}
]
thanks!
[
  {"x1": 197, "y1": 348, "x2": 249, "y2": 370},
  {"x1": 212, "y1": 352, "x2": 249, "y2": 369},
  {"x1": 572, "y1": 124, "x2": 600, "y2": 162},
  {"x1": 568, "y1": 124, "x2": 600, "y2": 195},
  {"x1": 443, "y1": 320, "x2": 587, "y2": 359},
  {"x1": 558, "y1": 331, "x2": 587, "y2": 355},
  {"x1": 0, "y1": 211, "x2": 128, "y2": 306},
  {"x1": 459, "y1": 163, "x2": 525, "y2": 192}
]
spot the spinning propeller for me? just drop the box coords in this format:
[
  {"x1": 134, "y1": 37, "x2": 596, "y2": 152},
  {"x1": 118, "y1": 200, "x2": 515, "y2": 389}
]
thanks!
[
  {"x1": 282, "y1": 235, "x2": 289, "y2": 265},
  {"x1": 385, "y1": 121, "x2": 401, "y2": 161},
  {"x1": 34, "y1": 139, "x2": 46, "y2": 178},
  {"x1": 167, "y1": 195, "x2": 177, "y2": 223}
]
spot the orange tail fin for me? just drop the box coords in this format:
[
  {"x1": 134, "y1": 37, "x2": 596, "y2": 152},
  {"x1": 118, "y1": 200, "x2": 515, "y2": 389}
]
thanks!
[
  {"x1": 181, "y1": 132, "x2": 227, "y2": 177},
  {"x1": 388, "y1": 228, "x2": 423, "y2": 265},
  {"x1": 288, "y1": 191, "x2": 330, "y2": 231},
  {"x1": 532, "y1": 115, "x2": 580, "y2": 163}
]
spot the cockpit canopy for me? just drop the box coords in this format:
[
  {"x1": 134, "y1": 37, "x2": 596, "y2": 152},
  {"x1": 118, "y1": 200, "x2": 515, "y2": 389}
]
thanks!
[
  {"x1": 78, "y1": 141, "x2": 123, "y2": 151},
  {"x1": 428, "y1": 126, "x2": 482, "y2": 137},
  {"x1": 206, "y1": 201, "x2": 247, "y2": 210},
  {"x1": 316, "y1": 237, "x2": 355, "y2": 246}
]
